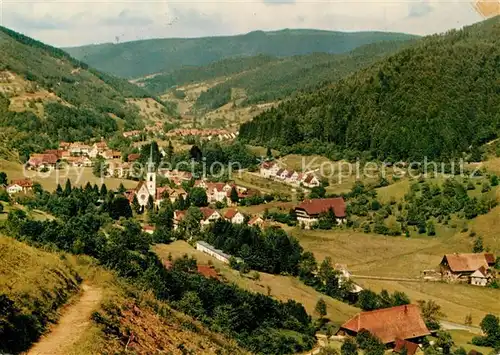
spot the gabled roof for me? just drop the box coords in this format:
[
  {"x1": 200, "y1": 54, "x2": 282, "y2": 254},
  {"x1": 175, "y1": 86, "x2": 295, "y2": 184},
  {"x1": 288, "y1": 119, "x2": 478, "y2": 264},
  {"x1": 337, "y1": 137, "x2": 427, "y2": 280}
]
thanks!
[
  {"x1": 224, "y1": 209, "x2": 239, "y2": 219},
  {"x1": 441, "y1": 253, "x2": 492, "y2": 272},
  {"x1": 304, "y1": 174, "x2": 318, "y2": 183},
  {"x1": 339, "y1": 304, "x2": 430, "y2": 344},
  {"x1": 394, "y1": 338, "x2": 419, "y2": 355},
  {"x1": 276, "y1": 168, "x2": 285, "y2": 175},
  {"x1": 471, "y1": 266, "x2": 488, "y2": 278},
  {"x1": 12, "y1": 179, "x2": 33, "y2": 188},
  {"x1": 296, "y1": 198, "x2": 346, "y2": 218},
  {"x1": 248, "y1": 216, "x2": 264, "y2": 226},
  {"x1": 200, "y1": 207, "x2": 217, "y2": 220}
]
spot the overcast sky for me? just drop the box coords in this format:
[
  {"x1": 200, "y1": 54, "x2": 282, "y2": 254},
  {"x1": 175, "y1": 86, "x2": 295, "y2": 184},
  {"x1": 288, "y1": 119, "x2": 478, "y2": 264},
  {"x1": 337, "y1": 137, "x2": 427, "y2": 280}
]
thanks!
[{"x1": 0, "y1": 0, "x2": 487, "y2": 47}]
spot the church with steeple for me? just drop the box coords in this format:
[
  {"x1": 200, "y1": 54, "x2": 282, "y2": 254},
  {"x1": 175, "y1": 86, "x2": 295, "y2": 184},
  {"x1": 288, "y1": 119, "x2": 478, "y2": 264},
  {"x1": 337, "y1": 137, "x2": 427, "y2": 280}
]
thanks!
[{"x1": 132, "y1": 145, "x2": 158, "y2": 208}]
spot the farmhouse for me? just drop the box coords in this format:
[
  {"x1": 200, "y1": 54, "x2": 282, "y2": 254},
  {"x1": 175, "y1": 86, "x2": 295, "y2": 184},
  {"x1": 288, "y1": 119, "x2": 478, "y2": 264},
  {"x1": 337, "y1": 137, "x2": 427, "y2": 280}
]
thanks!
[
  {"x1": 470, "y1": 266, "x2": 491, "y2": 287},
  {"x1": 27, "y1": 153, "x2": 58, "y2": 170},
  {"x1": 6, "y1": 179, "x2": 33, "y2": 194},
  {"x1": 440, "y1": 253, "x2": 495, "y2": 283},
  {"x1": 337, "y1": 304, "x2": 430, "y2": 345},
  {"x1": 295, "y1": 198, "x2": 347, "y2": 228},
  {"x1": 224, "y1": 209, "x2": 245, "y2": 224},
  {"x1": 196, "y1": 241, "x2": 233, "y2": 264}
]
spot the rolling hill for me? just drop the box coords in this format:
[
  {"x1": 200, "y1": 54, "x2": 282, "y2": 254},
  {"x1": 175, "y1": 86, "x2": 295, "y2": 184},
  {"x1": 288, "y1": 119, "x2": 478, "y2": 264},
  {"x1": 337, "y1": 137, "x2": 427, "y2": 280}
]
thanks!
[
  {"x1": 0, "y1": 26, "x2": 175, "y2": 160},
  {"x1": 238, "y1": 16, "x2": 500, "y2": 161},
  {"x1": 64, "y1": 29, "x2": 418, "y2": 78}
]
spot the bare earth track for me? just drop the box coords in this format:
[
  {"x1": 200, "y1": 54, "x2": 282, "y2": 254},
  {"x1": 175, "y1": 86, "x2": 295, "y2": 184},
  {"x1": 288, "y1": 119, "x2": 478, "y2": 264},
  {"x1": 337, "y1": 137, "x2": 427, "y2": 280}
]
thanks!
[{"x1": 27, "y1": 283, "x2": 102, "y2": 355}]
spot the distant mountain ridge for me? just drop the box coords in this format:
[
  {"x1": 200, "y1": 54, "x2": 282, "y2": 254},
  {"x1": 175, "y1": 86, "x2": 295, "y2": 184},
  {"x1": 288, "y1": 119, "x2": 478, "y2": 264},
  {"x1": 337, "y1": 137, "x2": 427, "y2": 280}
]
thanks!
[
  {"x1": 238, "y1": 16, "x2": 500, "y2": 161},
  {"x1": 63, "y1": 29, "x2": 419, "y2": 78}
]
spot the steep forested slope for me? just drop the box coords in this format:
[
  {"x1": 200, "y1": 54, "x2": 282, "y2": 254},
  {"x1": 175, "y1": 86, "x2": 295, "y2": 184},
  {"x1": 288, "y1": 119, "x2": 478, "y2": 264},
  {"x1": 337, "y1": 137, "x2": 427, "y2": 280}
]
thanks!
[
  {"x1": 64, "y1": 29, "x2": 418, "y2": 78},
  {"x1": 239, "y1": 17, "x2": 500, "y2": 161},
  {"x1": 193, "y1": 39, "x2": 415, "y2": 109},
  {"x1": 0, "y1": 26, "x2": 171, "y2": 159}
]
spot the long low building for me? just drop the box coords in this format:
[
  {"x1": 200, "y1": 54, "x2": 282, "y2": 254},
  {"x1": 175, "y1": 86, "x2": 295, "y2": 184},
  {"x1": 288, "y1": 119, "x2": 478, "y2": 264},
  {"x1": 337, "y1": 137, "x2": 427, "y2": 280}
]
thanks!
[
  {"x1": 295, "y1": 197, "x2": 347, "y2": 228},
  {"x1": 196, "y1": 241, "x2": 234, "y2": 264}
]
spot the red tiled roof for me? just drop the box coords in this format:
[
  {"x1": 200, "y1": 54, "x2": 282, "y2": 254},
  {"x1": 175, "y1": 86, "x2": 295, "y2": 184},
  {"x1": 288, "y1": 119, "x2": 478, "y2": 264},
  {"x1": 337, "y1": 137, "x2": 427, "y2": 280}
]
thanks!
[
  {"x1": 394, "y1": 338, "x2": 419, "y2": 355},
  {"x1": 199, "y1": 207, "x2": 216, "y2": 220},
  {"x1": 30, "y1": 153, "x2": 58, "y2": 165},
  {"x1": 441, "y1": 253, "x2": 492, "y2": 272},
  {"x1": 142, "y1": 225, "x2": 155, "y2": 232},
  {"x1": 128, "y1": 153, "x2": 141, "y2": 162},
  {"x1": 248, "y1": 216, "x2": 263, "y2": 226},
  {"x1": 174, "y1": 210, "x2": 187, "y2": 221},
  {"x1": 340, "y1": 305, "x2": 430, "y2": 344},
  {"x1": 484, "y1": 253, "x2": 495, "y2": 265},
  {"x1": 224, "y1": 209, "x2": 238, "y2": 219},
  {"x1": 12, "y1": 179, "x2": 33, "y2": 188},
  {"x1": 296, "y1": 198, "x2": 346, "y2": 218},
  {"x1": 304, "y1": 174, "x2": 317, "y2": 184}
]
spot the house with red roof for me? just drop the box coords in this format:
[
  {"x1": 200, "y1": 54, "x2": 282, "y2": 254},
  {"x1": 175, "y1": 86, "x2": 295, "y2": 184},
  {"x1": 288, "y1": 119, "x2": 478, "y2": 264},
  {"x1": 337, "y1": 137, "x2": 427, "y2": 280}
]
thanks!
[
  {"x1": 200, "y1": 207, "x2": 221, "y2": 227},
  {"x1": 248, "y1": 216, "x2": 264, "y2": 227},
  {"x1": 127, "y1": 153, "x2": 141, "y2": 163},
  {"x1": 302, "y1": 174, "x2": 320, "y2": 188},
  {"x1": 27, "y1": 153, "x2": 58, "y2": 170},
  {"x1": 223, "y1": 209, "x2": 245, "y2": 224},
  {"x1": 337, "y1": 304, "x2": 430, "y2": 345},
  {"x1": 295, "y1": 197, "x2": 347, "y2": 229},
  {"x1": 393, "y1": 338, "x2": 421, "y2": 355},
  {"x1": 440, "y1": 253, "x2": 495, "y2": 284},
  {"x1": 260, "y1": 161, "x2": 280, "y2": 178},
  {"x1": 6, "y1": 179, "x2": 34, "y2": 194}
]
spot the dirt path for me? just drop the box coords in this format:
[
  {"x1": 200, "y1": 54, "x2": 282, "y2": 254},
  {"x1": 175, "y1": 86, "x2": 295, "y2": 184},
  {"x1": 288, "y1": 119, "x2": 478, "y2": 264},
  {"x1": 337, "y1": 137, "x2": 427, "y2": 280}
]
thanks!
[{"x1": 27, "y1": 283, "x2": 103, "y2": 355}]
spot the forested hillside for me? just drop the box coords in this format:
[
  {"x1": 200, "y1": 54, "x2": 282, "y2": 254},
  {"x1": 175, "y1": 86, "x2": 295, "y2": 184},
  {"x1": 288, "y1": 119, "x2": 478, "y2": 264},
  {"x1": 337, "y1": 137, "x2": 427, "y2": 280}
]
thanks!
[
  {"x1": 193, "y1": 39, "x2": 415, "y2": 109},
  {"x1": 0, "y1": 26, "x2": 171, "y2": 159},
  {"x1": 239, "y1": 16, "x2": 500, "y2": 161},
  {"x1": 64, "y1": 29, "x2": 417, "y2": 78}
]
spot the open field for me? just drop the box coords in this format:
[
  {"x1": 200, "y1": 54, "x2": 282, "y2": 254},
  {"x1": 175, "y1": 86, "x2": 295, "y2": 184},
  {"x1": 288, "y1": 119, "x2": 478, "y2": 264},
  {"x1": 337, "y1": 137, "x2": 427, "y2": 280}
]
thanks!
[
  {"x1": 0, "y1": 160, "x2": 137, "y2": 192},
  {"x1": 154, "y1": 241, "x2": 359, "y2": 324},
  {"x1": 358, "y1": 279, "x2": 500, "y2": 326},
  {"x1": 126, "y1": 98, "x2": 174, "y2": 124},
  {"x1": 234, "y1": 171, "x2": 295, "y2": 197},
  {"x1": 0, "y1": 201, "x2": 54, "y2": 221},
  {"x1": 445, "y1": 330, "x2": 493, "y2": 354}
]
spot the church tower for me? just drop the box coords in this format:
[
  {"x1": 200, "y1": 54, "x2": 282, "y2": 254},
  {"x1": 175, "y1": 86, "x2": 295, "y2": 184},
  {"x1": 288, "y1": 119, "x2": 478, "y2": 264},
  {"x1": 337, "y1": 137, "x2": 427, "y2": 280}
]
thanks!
[{"x1": 146, "y1": 144, "x2": 156, "y2": 200}]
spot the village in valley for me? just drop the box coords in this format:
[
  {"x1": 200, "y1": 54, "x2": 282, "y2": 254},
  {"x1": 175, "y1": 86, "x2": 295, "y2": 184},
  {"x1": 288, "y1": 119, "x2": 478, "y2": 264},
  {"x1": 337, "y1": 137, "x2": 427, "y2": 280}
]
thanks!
[{"x1": 2, "y1": 117, "x2": 500, "y2": 355}]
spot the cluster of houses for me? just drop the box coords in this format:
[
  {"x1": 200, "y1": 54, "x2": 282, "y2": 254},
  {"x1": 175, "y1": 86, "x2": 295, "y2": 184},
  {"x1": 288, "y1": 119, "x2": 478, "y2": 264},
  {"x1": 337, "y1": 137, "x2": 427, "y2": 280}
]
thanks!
[
  {"x1": 259, "y1": 161, "x2": 321, "y2": 188},
  {"x1": 440, "y1": 253, "x2": 497, "y2": 286},
  {"x1": 166, "y1": 128, "x2": 237, "y2": 141},
  {"x1": 25, "y1": 140, "x2": 122, "y2": 171},
  {"x1": 173, "y1": 207, "x2": 264, "y2": 230}
]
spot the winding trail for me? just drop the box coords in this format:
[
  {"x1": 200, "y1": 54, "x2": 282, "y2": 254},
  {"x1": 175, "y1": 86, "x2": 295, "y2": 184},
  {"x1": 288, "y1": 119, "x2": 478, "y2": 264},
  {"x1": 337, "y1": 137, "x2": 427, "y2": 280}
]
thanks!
[{"x1": 27, "y1": 283, "x2": 103, "y2": 355}]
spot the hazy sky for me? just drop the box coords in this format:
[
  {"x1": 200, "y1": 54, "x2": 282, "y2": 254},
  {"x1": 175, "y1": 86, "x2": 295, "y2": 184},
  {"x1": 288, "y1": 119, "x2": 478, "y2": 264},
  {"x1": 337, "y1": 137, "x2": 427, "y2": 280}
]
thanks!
[{"x1": 0, "y1": 0, "x2": 486, "y2": 47}]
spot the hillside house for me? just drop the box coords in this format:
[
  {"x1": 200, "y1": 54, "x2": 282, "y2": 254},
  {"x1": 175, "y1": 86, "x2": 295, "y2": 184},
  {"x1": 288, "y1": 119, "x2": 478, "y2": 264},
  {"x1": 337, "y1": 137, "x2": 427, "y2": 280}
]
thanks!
[
  {"x1": 302, "y1": 174, "x2": 320, "y2": 188},
  {"x1": 278, "y1": 169, "x2": 290, "y2": 180},
  {"x1": 286, "y1": 170, "x2": 300, "y2": 183},
  {"x1": 200, "y1": 207, "x2": 221, "y2": 227},
  {"x1": 470, "y1": 266, "x2": 491, "y2": 287},
  {"x1": 103, "y1": 150, "x2": 121, "y2": 160},
  {"x1": 440, "y1": 253, "x2": 495, "y2": 283},
  {"x1": 66, "y1": 156, "x2": 92, "y2": 167},
  {"x1": 123, "y1": 130, "x2": 141, "y2": 138},
  {"x1": 27, "y1": 153, "x2": 58, "y2": 170},
  {"x1": 393, "y1": 339, "x2": 421, "y2": 355},
  {"x1": 337, "y1": 304, "x2": 430, "y2": 346},
  {"x1": 6, "y1": 179, "x2": 33, "y2": 194},
  {"x1": 196, "y1": 241, "x2": 232, "y2": 264},
  {"x1": 224, "y1": 209, "x2": 245, "y2": 224},
  {"x1": 89, "y1": 141, "x2": 108, "y2": 158},
  {"x1": 295, "y1": 198, "x2": 347, "y2": 229},
  {"x1": 260, "y1": 162, "x2": 280, "y2": 178},
  {"x1": 248, "y1": 216, "x2": 264, "y2": 227},
  {"x1": 68, "y1": 142, "x2": 91, "y2": 156}
]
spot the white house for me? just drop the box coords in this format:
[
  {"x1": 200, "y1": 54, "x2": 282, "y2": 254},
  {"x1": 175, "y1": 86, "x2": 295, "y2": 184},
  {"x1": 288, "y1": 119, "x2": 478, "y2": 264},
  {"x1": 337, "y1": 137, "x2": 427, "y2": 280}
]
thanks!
[
  {"x1": 200, "y1": 207, "x2": 221, "y2": 227},
  {"x1": 6, "y1": 179, "x2": 33, "y2": 195},
  {"x1": 470, "y1": 266, "x2": 490, "y2": 286},
  {"x1": 302, "y1": 174, "x2": 321, "y2": 188},
  {"x1": 224, "y1": 209, "x2": 245, "y2": 224},
  {"x1": 260, "y1": 162, "x2": 280, "y2": 178},
  {"x1": 206, "y1": 183, "x2": 228, "y2": 204},
  {"x1": 286, "y1": 171, "x2": 299, "y2": 183}
]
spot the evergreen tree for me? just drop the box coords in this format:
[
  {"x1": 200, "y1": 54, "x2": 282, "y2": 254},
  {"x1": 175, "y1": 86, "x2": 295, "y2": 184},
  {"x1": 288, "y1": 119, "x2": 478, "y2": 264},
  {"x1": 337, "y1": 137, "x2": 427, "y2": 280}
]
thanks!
[
  {"x1": 0, "y1": 171, "x2": 7, "y2": 186},
  {"x1": 55, "y1": 183, "x2": 63, "y2": 196},
  {"x1": 147, "y1": 195, "x2": 154, "y2": 212},
  {"x1": 63, "y1": 179, "x2": 72, "y2": 196},
  {"x1": 230, "y1": 186, "x2": 239, "y2": 204},
  {"x1": 166, "y1": 140, "x2": 174, "y2": 162},
  {"x1": 100, "y1": 184, "x2": 108, "y2": 197},
  {"x1": 315, "y1": 298, "x2": 327, "y2": 319},
  {"x1": 473, "y1": 236, "x2": 484, "y2": 253},
  {"x1": 118, "y1": 183, "x2": 126, "y2": 194},
  {"x1": 132, "y1": 195, "x2": 141, "y2": 214},
  {"x1": 266, "y1": 146, "x2": 273, "y2": 158}
]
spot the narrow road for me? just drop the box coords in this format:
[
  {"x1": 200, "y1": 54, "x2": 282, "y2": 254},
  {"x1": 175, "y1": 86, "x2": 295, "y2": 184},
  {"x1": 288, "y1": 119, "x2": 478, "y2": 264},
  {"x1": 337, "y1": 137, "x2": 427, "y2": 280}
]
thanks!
[
  {"x1": 27, "y1": 283, "x2": 103, "y2": 355},
  {"x1": 440, "y1": 320, "x2": 482, "y2": 335}
]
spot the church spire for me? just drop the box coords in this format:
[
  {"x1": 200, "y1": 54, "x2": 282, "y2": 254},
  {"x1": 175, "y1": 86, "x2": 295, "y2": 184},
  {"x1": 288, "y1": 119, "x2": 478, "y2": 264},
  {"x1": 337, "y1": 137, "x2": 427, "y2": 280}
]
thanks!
[{"x1": 147, "y1": 143, "x2": 154, "y2": 172}]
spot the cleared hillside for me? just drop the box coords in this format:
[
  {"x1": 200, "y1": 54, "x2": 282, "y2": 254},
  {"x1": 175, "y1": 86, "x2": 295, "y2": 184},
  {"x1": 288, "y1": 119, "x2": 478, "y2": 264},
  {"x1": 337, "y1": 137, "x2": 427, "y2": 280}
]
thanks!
[
  {"x1": 64, "y1": 29, "x2": 418, "y2": 78},
  {"x1": 239, "y1": 16, "x2": 500, "y2": 160}
]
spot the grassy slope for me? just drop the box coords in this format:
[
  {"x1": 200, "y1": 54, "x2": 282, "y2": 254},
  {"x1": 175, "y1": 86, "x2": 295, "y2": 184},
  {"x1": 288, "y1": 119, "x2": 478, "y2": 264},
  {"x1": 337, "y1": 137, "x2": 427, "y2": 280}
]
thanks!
[
  {"x1": 154, "y1": 241, "x2": 359, "y2": 325},
  {"x1": 65, "y1": 29, "x2": 418, "y2": 78},
  {"x1": 0, "y1": 235, "x2": 81, "y2": 353}
]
